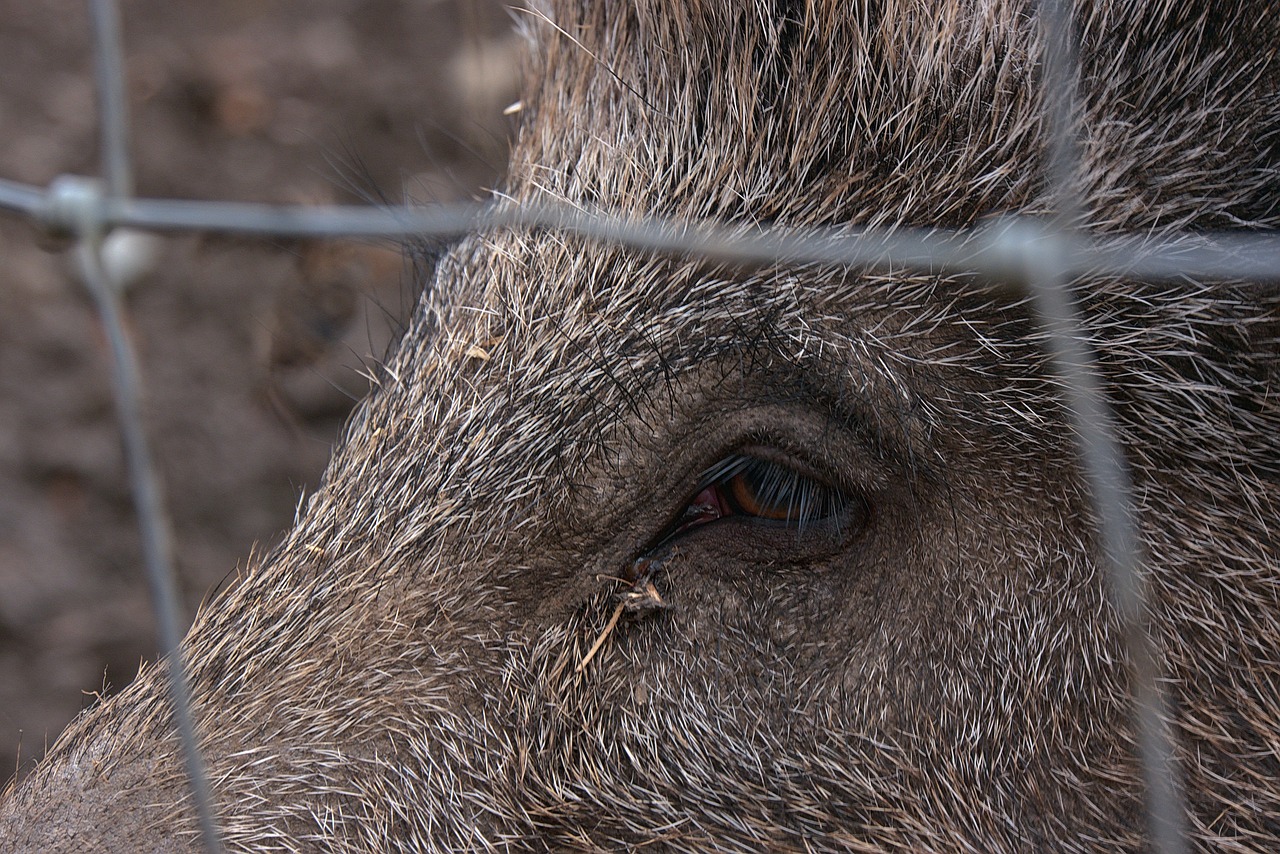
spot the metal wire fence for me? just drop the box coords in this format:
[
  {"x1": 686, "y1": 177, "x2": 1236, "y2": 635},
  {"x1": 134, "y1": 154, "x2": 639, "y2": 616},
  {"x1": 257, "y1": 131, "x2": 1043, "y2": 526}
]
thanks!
[{"x1": 4, "y1": 0, "x2": 1278, "y2": 851}]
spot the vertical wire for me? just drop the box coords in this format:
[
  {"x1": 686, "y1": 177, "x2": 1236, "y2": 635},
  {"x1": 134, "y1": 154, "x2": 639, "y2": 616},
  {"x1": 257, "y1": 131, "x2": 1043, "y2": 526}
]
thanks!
[
  {"x1": 88, "y1": 0, "x2": 133, "y2": 199},
  {"x1": 74, "y1": 242, "x2": 223, "y2": 854},
  {"x1": 84, "y1": 1, "x2": 222, "y2": 850},
  {"x1": 1032, "y1": 2, "x2": 1187, "y2": 851}
]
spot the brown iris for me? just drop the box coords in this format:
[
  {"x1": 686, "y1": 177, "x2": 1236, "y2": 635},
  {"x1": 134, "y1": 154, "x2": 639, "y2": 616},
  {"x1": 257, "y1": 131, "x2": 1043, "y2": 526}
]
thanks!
[{"x1": 670, "y1": 454, "x2": 851, "y2": 537}]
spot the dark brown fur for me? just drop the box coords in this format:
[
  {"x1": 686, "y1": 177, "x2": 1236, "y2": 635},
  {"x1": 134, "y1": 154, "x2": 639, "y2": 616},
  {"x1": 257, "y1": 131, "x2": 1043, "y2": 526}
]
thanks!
[{"x1": 3, "y1": 0, "x2": 1279, "y2": 850}]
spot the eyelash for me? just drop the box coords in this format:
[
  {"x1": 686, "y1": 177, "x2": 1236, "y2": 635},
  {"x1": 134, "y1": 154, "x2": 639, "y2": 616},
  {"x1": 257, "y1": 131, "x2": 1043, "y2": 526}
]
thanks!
[{"x1": 671, "y1": 453, "x2": 851, "y2": 537}]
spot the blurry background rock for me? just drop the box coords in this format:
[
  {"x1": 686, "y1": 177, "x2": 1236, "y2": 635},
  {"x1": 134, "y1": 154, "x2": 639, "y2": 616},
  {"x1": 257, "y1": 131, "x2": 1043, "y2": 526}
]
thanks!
[{"x1": 0, "y1": 0, "x2": 515, "y2": 778}]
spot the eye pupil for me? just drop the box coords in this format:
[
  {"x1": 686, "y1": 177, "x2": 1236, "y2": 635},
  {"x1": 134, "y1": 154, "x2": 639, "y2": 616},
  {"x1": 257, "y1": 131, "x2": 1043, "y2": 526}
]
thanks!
[{"x1": 726, "y1": 470, "x2": 794, "y2": 520}]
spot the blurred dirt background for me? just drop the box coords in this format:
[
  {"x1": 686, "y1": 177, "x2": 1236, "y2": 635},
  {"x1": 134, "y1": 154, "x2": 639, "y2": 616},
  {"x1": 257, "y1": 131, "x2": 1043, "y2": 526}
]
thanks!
[{"x1": 0, "y1": 0, "x2": 516, "y2": 781}]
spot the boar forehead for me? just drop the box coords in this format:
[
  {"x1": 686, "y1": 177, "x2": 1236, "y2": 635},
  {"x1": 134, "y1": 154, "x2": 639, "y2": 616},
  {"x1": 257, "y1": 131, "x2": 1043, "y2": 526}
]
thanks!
[
  {"x1": 4, "y1": 0, "x2": 1280, "y2": 851},
  {"x1": 511, "y1": 1, "x2": 1279, "y2": 231}
]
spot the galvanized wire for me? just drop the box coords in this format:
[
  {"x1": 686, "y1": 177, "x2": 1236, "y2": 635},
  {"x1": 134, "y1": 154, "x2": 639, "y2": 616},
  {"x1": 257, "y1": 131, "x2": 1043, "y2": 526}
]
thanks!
[
  {"x1": 1, "y1": 0, "x2": 1277, "y2": 850},
  {"x1": 6, "y1": 177, "x2": 1280, "y2": 282},
  {"x1": 75, "y1": 3, "x2": 223, "y2": 851},
  {"x1": 1034, "y1": 1, "x2": 1186, "y2": 851},
  {"x1": 72, "y1": 234, "x2": 223, "y2": 854},
  {"x1": 88, "y1": 0, "x2": 131, "y2": 199}
]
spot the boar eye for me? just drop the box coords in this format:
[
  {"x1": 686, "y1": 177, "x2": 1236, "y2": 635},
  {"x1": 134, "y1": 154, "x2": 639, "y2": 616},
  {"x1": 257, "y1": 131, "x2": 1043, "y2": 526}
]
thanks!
[{"x1": 671, "y1": 454, "x2": 854, "y2": 537}]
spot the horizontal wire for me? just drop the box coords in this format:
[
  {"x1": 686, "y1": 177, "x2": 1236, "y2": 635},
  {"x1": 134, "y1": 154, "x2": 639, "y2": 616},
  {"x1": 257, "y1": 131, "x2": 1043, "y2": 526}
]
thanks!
[{"x1": 2, "y1": 175, "x2": 1280, "y2": 284}]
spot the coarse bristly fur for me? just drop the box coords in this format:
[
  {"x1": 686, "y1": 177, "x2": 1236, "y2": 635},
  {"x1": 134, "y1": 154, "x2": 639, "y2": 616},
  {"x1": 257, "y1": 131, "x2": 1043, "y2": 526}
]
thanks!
[{"x1": 3, "y1": 0, "x2": 1279, "y2": 851}]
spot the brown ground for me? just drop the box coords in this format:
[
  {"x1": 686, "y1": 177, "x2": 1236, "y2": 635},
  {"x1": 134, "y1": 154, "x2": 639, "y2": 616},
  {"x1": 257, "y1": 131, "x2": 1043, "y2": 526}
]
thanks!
[{"x1": 0, "y1": 0, "x2": 515, "y2": 781}]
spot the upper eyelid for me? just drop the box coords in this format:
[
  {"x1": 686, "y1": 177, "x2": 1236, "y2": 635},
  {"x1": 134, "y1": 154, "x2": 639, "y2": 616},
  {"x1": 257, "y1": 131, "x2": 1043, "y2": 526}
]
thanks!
[{"x1": 694, "y1": 448, "x2": 839, "y2": 495}]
